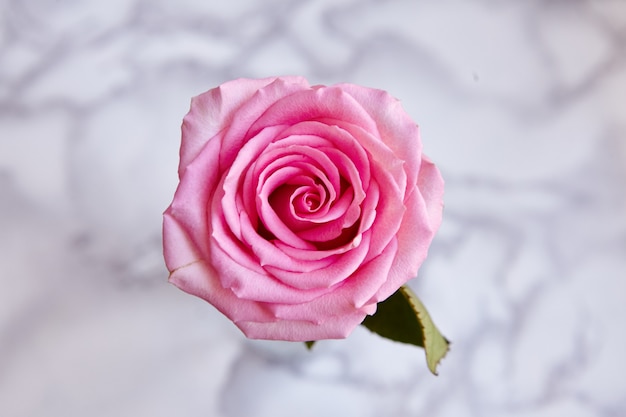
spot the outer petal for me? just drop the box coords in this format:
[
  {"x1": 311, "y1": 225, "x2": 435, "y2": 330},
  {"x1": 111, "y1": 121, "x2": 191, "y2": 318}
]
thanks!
[
  {"x1": 235, "y1": 311, "x2": 367, "y2": 342},
  {"x1": 336, "y1": 83, "x2": 422, "y2": 186},
  {"x1": 165, "y1": 207, "x2": 276, "y2": 324},
  {"x1": 237, "y1": 305, "x2": 375, "y2": 341},
  {"x1": 247, "y1": 86, "x2": 380, "y2": 141},
  {"x1": 163, "y1": 213, "x2": 202, "y2": 273},
  {"x1": 361, "y1": 157, "x2": 406, "y2": 261},
  {"x1": 169, "y1": 259, "x2": 277, "y2": 324},
  {"x1": 219, "y1": 78, "x2": 311, "y2": 169},
  {"x1": 328, "y1": 120, "x2": 406, "y2": 200},
  {"x1": 418, "y1": 156, "x2": 446, "y2": 228},
  {"x1": 180, "y1": 76, "x2": 308, "y2": 175},
  {"x1": 165, "y1": 135, "x2": 222, "y2": 261},
  {"x1": 372, "y1": 158, "x2": 444, "y2": 302}
]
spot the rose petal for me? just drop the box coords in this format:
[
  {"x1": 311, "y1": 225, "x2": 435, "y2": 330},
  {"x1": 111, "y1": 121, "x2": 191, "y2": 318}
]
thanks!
[
  {"x1": 258, "y1": 164, "x2": 324, "y2": 249},
  {"x1": 236, "y1": 306, "x2": 374, "y2": 341},
  {"x1": 162, "y1": 213, "x2": 202, "y2": 273},
  {"x1": 238, "y1": 210, "x2": 335, "y2": 274},
  {"x1": 272, "y1": 238, "x2": 355, "y2": 261},
  {"x1": 247, "y1": 86, "x2": 380, "y2": 141},
  {"x1": 180, "y1": 76, "x2": 307, "y2": 175},
  {"x1": 324, "y1": 120, "x2": 407, "y2": 201},
  {"x1": 165, "y1": 135, "x2": 222, "y2": 260},
  {"x1": 360, "y1": 163, "x2": 406, "y2": 262},
  {"x1": 418, "y1": 155, "x2": 446, "y2": 227},
  {"x1": 219, "y1": 78, "x2": 310, "y2": 168},
  {"x1": 335, "y1": 83, "x2": 422, "y2": 186},
  {"x1": 371, "y1": 160, "x2": 444, "y2": 302},
  {"x1": 263, "y1": 232, "x2": 370, "y2": 289},
  {"x1": 269, "y1": 235, "x2": 398, "y2": 320},
  {"x1": 222, "y1": 124, "x2": 289, "y2": 240},
  {"x1": 169, "y1": 259, "x2": 276, "y2": 323},
  {"x1": 210, "y1": 224, "x2": 334, "y2": 303},
  {"x1": 272, "y1": 121, "x2": 372, "y2": 190}
]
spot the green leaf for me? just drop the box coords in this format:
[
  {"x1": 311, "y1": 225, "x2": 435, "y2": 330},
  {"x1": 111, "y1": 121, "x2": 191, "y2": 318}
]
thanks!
[
  {"x1": 361, "y1": 285, "x2": 450, "y2": 375},
  {"x1": 304, "y1": 341, "x2": 315, "y2": 350}
]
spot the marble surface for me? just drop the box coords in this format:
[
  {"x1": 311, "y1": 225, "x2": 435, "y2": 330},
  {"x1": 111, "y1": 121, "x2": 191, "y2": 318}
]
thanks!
[{"x1": 1, "y1": 0, "x2": 625, "y2": 416}]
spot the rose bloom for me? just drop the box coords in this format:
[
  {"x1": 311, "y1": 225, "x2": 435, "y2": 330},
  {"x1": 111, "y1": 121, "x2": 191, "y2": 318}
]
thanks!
[{"x1": 163, "y1": 76, "x2": 444, "y2": 341}]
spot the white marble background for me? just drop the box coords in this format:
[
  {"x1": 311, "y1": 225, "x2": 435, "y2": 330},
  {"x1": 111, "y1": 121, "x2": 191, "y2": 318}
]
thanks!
[{"x1": 1, "y1": 0, "x2": 625, "y2": 416}]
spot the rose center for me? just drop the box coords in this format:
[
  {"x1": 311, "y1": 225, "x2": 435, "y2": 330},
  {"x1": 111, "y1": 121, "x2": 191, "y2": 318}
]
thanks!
[
  {"x1": 258, "y1": 158, "x2": 360, "y2": 250},
  {"x1": 294, "y1": 188, "x2": 322, "y2": 213},
  {"x1": 266, "y1": 175, "x2": 333, "y2": 231}
]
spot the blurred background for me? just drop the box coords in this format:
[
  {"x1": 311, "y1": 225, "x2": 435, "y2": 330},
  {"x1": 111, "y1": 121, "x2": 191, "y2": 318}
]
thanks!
[{"x1": 1, "y1": 0, "x2": 625, "y2": 416}]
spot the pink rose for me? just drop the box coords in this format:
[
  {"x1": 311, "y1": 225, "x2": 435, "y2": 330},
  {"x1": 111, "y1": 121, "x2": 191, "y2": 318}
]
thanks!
[{"x1": 163, "y1": 76, "x2": 444, "y2": 341}]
